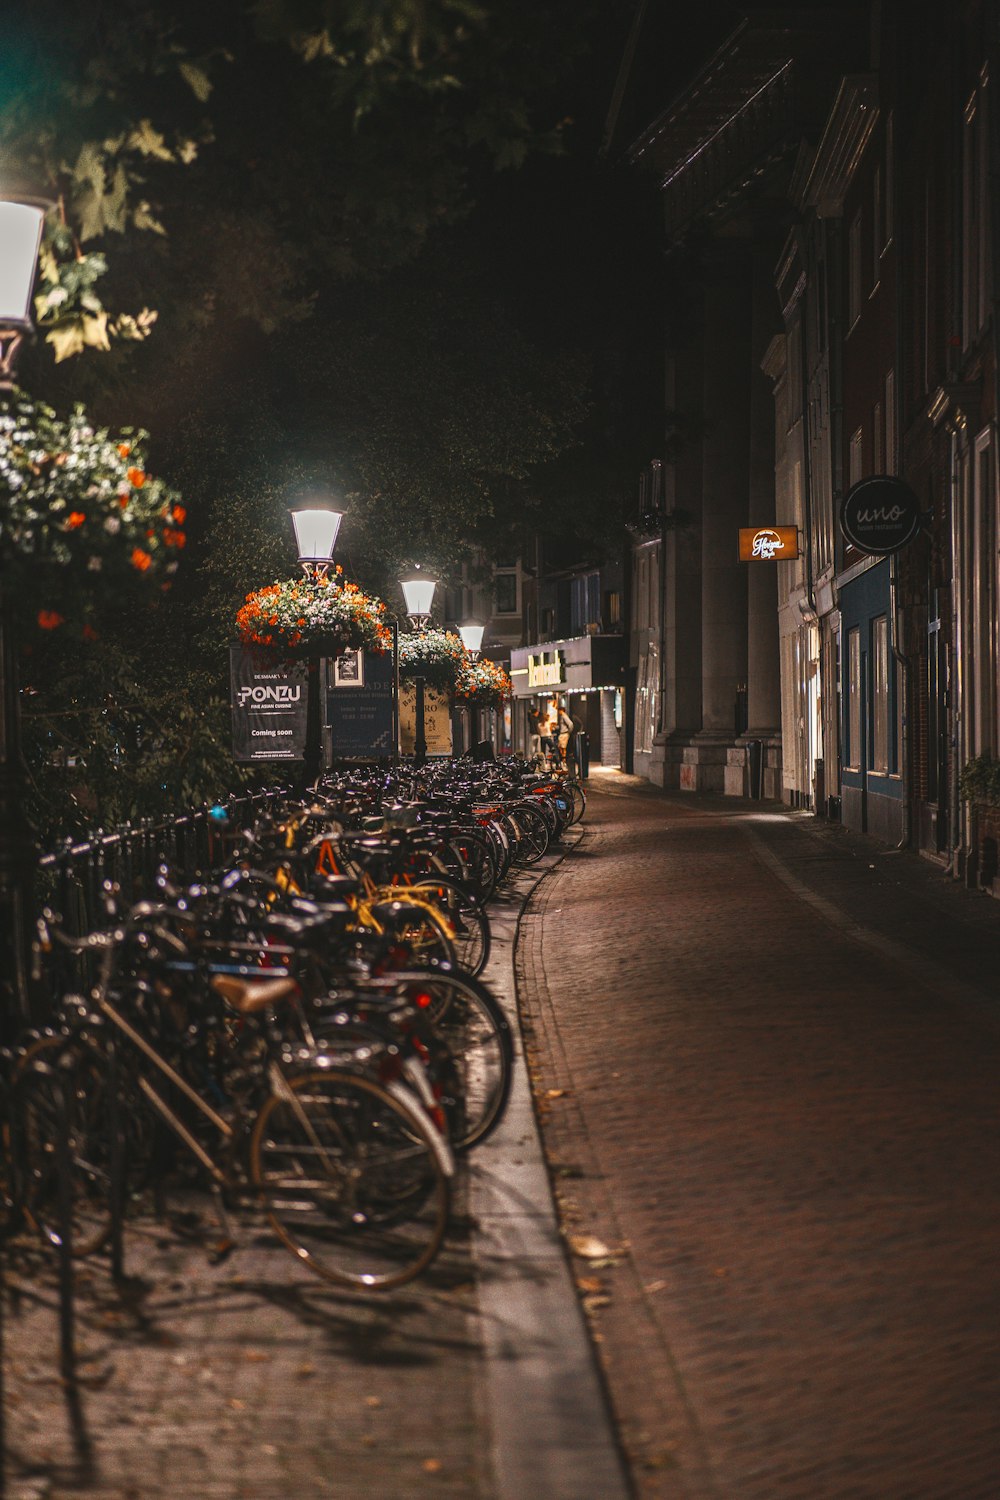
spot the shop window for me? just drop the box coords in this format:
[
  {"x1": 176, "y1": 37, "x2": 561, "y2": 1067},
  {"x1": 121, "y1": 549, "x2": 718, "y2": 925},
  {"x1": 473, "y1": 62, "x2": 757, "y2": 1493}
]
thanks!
[
  {"x1": 847, "y1": 627, "x2": 861, "y2": 770},
  {"x1": 872, "y1": 615, "x2": 889, "y2": 774}
]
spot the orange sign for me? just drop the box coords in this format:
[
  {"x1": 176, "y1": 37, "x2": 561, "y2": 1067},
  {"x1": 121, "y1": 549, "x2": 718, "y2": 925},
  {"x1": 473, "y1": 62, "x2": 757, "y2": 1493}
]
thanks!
[{"x1": 738, "y1": 526, "x2": 799, "y2": 562}]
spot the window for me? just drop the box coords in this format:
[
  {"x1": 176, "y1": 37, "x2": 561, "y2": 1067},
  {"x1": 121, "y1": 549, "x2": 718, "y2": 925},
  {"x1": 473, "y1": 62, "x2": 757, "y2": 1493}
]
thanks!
[
  {"x1": 604, "y1": 590, "x2": 622, "y2": 628},
  {"x1": 884, "y1": 113, "x2": 894, "y2": 246},
  {"x1": 849, "y1": 427, "x2": 864, "y2": 488},
  {"x1": 494, "y1": 573, "x2": 517, "y2": 615},
  {"x1": 872, "y1": 615, "x2": 889, "y2": 773},
  {"x1": 847, "y1": 627, "x2": 861, "y2": 769},
  {"x1": 963, "y1": 77, "x2": 990, "y2": 346},
  {"x1": 884, "y1": 369, "x2": 896, "y2": 475},
  {"x1": 873, "y1": 402, "x2": 883, "y2": 474},
  {"x1": 848, "y1": 212, "x2": 863, "y2": 327},
  {"x1": 571, "y1": 572, "x2": 600, "y2": 634},
  {"x1": 872, "y1": 165, "x2": 882, "y2": 287}
]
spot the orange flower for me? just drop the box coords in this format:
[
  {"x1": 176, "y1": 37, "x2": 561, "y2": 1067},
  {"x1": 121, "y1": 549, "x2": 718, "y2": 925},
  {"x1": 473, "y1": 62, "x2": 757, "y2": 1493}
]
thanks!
[
  {"x1": 118, "y1": 443, "x2": 131, "y2": 458},
  {"x1": 66, "y1": 511, "x2": 86, "y2": 529},
  {"x1": 163, "y1": 528, "x2": 186, "y2": 548},
  {"x1": 82, "y1": 624, "x2": 99, "y2": 641},
  {"x1": 127, "y1": 466, "x2": 147, "y2": 487},
  {"x1": 119, "y1": 492, "x2": 130, "y2": 509},
  {"x1": 131, "y1": 547, "x2": 152, "y2": 572},
  {"x1": 172, "y1": 505, "x2": 186, "y2": 524},
  {"x1": 37, "y1": 610, "x2": 64, "y2": 630}
]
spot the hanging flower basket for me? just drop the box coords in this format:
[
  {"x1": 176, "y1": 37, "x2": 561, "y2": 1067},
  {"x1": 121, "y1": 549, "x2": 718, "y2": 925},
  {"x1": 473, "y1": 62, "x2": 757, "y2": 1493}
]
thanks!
[
  {"x1": 235, "y1": 572, "x2": 392, "y2": 663},
  {"x1": 0, "y1": 391, "x2": 188, "y2": 634},
  {"x1": 455, "y1": 657, "x2": 513, "y2": 707},
  {"x1": 397, "y1": 628, "x2": 468, "y2": 692}
]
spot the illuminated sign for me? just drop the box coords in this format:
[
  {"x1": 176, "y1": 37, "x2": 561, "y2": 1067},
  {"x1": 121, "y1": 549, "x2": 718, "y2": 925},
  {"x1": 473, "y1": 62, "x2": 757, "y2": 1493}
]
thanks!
[
  {"x1": 738, "y1": 526, "x2": 800, "y2": 562},
  {"x1": 527, "y1": 651, "x2": 565, "y2": 688}
]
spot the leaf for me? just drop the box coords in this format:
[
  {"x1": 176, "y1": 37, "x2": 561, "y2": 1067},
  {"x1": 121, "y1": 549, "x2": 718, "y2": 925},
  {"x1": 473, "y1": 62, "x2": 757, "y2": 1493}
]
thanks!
[
  {"x1": 179, "y1": 61, "x2": 213, "y2": 101},
  {"x1": 133, "y1": 202, "x2": 167, "y2": 235},
  {"x1": 81, "y1": 311, "x2": 111, "y2": 351},
  {"x1": 127, "y1": 119, "x2": 173, "y2": 161},
  {"x1": 568, "y1": 1234, "x2": 613, "y2": 1261},
  {"x1": 46, "y1": 320, "x2": 87, "y2": 363}
]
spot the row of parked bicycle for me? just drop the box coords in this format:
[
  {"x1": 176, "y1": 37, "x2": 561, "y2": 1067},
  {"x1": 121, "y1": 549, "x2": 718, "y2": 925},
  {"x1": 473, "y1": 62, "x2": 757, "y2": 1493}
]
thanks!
[{"x1": 1, "y1": 757, "x2": 585, "y2": 1292}]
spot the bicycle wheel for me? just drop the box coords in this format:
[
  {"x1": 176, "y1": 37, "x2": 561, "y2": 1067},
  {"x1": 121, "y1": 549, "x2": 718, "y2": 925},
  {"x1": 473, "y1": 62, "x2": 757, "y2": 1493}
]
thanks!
[
  {"x1": 404, "y1": 879, "x2": 491, "y2": 977},
  {"x1": 398, "y1": 968, "x2": 513, "y2": 1150},
  {"x1": 507, "y1": 802, "x2": 550, "y2": 865},
  {"x1": 250, "y1": 1067, "x2": 451, "y2": 1290}
]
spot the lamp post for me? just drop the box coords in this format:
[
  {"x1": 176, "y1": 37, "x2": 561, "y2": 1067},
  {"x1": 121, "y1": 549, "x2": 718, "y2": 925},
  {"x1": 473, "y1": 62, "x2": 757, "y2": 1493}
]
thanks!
[
  {"x1": 458, "y1": 622, "x2": 485, "y2": 749},
  {"x1": 290, "y1": 503, "x2": 343, "y2": 793},
  {"x1": 0, "y1": 190, "x2": 50, "y2": 1039},
  {"x1": 400, "y1": 572, "x2": 437, "y2": 766}
]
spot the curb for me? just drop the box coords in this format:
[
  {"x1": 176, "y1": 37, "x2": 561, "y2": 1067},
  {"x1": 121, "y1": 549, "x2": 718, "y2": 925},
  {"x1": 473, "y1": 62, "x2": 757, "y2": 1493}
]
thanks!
[{"x1": 470, "y1": 830, "x2": 632, "y2": 1500}]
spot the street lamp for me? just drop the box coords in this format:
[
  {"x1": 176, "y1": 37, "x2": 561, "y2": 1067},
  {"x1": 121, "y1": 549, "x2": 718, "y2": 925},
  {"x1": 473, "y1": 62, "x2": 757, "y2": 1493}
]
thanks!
[
  {"x1": 290, "y1": 502, "x2": 344, "y2": 791},
  {"x1": 0, "y1": 188, "x2": 51, "y2": 1037},
  {"x1": 0, "y1": 195, "x2": 47, "y2": 390},
  {"x1": 399, "y1": 572, "x2": 437, "y2": 765},
  {"x1": 400, "y1": 572, "x2": 437, "y2": 630},
  {"x1": 458, "y1": 622, "x2": 485, "y2": 660}
]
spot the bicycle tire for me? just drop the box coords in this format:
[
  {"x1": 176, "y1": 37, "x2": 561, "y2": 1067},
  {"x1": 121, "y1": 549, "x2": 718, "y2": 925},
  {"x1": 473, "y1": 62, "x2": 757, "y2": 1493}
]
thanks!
[
  {"x1": 394, "y1": 967, "x2": 513, "y2": 1151},
  {"x1": 250, "y1": 1066, "x2": 451, "y2": 1290},
  {"x1": 403, "y1": 879, "x2": 491, "y2": 977}
]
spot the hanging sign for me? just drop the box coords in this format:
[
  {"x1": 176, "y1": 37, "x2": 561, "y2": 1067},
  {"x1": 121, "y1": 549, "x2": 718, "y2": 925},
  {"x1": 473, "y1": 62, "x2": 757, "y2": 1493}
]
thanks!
[
  {"x1": 399, "y1": 683, "x2": 453, "y2": 756},
  {"x1": 840, "y1": 476, "x2": 923, "y2": 555},
  {"x1": 738, "y1": 526, "x2": 800, "y2": 561},
  {"x1": 229, "y1": 644, "x2": 307, "y2": 762},
  {"x1": 327, "y1": 646, "x2": 396, "y2": 759}
]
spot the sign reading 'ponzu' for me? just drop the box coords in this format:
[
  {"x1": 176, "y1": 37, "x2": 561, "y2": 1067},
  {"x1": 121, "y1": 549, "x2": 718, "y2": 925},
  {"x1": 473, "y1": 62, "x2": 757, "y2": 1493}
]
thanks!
[{"x1": 738, "y1": 526, "x2": 800, "y2": 562}]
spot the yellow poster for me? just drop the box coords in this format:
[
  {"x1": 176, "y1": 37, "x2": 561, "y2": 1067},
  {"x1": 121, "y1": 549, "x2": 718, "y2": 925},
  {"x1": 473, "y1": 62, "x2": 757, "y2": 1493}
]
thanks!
[{"x1": 398, "y1": 683, "x2": 453, "y2": 756}]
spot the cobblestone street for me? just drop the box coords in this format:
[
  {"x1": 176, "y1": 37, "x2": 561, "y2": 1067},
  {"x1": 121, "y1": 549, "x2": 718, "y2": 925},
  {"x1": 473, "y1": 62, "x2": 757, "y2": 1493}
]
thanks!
[{"x1": 521, "y1": 776, "x2": 1000, "y2": 1500}]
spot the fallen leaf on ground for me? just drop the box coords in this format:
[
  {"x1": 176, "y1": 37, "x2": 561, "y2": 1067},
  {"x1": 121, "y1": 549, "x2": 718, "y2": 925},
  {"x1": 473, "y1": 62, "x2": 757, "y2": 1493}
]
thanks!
[
  {"x1": 568, "y1": 1234, "x2": 613, "y2": 1260},
  {"x1": 576, "y1": 1276, "x2": 603, "y2": 1294},
  {"x1": 545, "y1": 1087, "x2": 571, "y2": 1099},
  {"x1": 422, "y1": 1458, "x2": 443, "y2": 1473}
]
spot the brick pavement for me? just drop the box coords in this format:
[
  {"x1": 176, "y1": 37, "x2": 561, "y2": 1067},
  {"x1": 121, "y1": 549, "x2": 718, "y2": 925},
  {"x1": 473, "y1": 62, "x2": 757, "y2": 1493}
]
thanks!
[
  {"x1": 518, "y1": 778, "x2": 1000, "y2": 1500},
  {"x1": 2, "y1": 1190, "x2": 490, "y2": 1500}
]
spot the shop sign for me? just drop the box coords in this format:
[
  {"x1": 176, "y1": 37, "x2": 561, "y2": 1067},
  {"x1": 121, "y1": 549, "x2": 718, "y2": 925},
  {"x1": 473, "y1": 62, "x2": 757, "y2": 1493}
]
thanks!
[
  {"x1": 738, "y1": 526, "x2": 800, "y2": 561},
  {"x1": 840, "y1": 476, "x2": 923, "y2": 555},
  {"x1": 229, "y1": 644, "x2": 307, "y2": 762},
  {"x1": 399, "y1": 683, "x2": 453, "y2": 756},
  {"x1": 527, "y1": 651, "x2": 565, "y2": 688}
]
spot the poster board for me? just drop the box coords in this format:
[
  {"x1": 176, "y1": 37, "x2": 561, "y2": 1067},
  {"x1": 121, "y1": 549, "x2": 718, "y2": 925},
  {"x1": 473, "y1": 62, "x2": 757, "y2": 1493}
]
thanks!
[
  {"x1": 229, "y1": 644, "x2": 307, "y2": 762},
  {"x1": 327, "y1": 645, "x2": 396, "y2": 759},
  {"x1": 398, "y1": 683, "x2": 453, "y2": 756}
]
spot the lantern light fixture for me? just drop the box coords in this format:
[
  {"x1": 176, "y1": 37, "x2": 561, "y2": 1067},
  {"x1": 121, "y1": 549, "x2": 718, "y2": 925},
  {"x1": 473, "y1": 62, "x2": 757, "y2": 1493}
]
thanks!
[
  {"x1": 290, "y1": 505, "x2": 343, "y2": 576},
  {"x1": 459, "y1": 622, "x2": 485, "y2": 659},
  {"x1": 0, "y1": 192, "x2": 51, "y2": 389},
  {"x1": 400, "y1": 573, "x2": 437, "y2": 629}
]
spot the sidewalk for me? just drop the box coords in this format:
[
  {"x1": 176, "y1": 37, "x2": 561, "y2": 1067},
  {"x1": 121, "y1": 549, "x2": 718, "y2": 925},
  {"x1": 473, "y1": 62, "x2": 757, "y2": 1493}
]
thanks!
[
  {"x1": 1, "y1": 841, "x2": 625, "y2": 1500},
  {"x1": 520, "y1": 773, "x2": 1000, "y2": 1499}
]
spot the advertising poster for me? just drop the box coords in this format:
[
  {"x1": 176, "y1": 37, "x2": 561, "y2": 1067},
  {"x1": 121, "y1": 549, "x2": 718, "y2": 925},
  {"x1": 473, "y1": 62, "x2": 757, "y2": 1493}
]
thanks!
[
  {"x1": 229, "y1": 644, "x2": 308, "y2": 762},
  {"x1": 398, "y1": 683, "x2": 453, "y2": 756},
  {"x1": 327, "y1": 645, "x2": 396, "y2": 759}
]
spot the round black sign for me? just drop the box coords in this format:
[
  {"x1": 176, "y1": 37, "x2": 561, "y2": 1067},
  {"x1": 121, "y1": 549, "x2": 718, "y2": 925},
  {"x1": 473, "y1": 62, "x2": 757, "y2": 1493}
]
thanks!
[{"x1": 840, "y1": 476, "x2": 923, "y2": 556}]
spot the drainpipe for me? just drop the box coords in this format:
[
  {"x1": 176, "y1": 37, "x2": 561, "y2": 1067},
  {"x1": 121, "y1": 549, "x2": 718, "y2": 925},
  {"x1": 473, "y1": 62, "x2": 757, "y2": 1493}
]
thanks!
[{"x1": 888, "y1": 59, "x2": 911, "y2": 852}]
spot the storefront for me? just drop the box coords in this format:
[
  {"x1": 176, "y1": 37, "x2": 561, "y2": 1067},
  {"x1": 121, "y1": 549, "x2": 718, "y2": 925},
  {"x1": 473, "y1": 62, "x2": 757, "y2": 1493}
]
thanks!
[{"x1": 510, "y1": 635, "x2": 625, "y2": 768}]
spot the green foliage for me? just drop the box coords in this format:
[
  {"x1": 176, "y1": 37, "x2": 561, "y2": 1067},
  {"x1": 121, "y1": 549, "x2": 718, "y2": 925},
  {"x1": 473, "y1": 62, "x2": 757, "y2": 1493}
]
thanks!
[{"x1": 959, "y1": 756, "x2": 1000, "y2": 807}]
